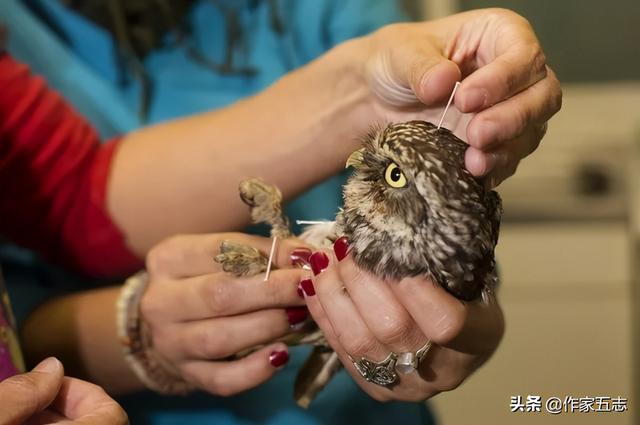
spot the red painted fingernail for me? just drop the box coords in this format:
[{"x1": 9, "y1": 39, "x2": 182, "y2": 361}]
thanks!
[
  {"x1": 333, "y1": 236, "x2": 350, "y2": 261},
  {"x1": 290, "y1": 248, "x2": 312, "y2": 267},
  {"x1": 286, "y1": 306, "x2": 308, "y2": 326},
  {"x1": 296, "y1": 285, "x2": 305, "y2": 299},
  {"x1": 269, "y1": 350, "x2": 289, "y2": 368},
  {"x1": 309, "y1": 252, "x2": 329, "y2": 275},
  {"x1": 300, "y1": 278, "x2": 315, "y2": 296}
]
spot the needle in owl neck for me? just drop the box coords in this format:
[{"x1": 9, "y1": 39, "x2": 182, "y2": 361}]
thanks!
[
  {"x1": 437, "y1": 81, "x2": 461, "y2": 130},
  {"x1": 295, "y1": 220, "x2": 328, "y2": 225},
  {"x1": 264, "y1": 236, "x2": 278, "y2": 281}
]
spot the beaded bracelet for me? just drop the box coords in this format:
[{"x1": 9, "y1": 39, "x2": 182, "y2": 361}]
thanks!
[{"x1": 116, "y1": 271, "x2": 195, "y2": 395}]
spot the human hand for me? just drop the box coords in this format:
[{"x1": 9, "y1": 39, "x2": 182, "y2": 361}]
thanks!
[
  {"x1": 140, "y1": 233, "x2": 310, "y2": 396},
  {"x1": 298, "y1": 240, "x2": 504, "y2": 402},
  {"x1": 0, "y1": 357, "x2": 127, "y2": 424},
  {"x1": 356, "y1": 8, "x2": 561, "y2": 187}
]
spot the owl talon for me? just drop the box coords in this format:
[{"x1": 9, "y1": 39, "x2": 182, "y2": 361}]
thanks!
[
  {"x1": 214, "y1": 240, "x2": 267, "y2": 277},
  {"x1": 239, "y1": 178, "x2": 291, "y2": 239}
]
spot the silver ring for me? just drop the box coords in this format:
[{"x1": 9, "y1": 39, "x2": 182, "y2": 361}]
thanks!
[
  {"x1": 395, "y1": 340, "x2": 432, "y2": 375},
  {"x1": 351, "y1": 352, "x2": 399, "y2": 387}
]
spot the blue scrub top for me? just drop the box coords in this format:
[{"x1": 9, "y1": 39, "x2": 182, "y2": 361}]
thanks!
[{"x1": 1, "y1": 1, "x2": 436, "y2": 423}]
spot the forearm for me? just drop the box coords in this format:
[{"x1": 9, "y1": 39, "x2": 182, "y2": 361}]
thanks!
[
  {"x1": 108, "y1": 39, "x2": 374, "y2": 256},
  {"x1": 21, "y1": 287, "x2": 144, "y2": 395}
]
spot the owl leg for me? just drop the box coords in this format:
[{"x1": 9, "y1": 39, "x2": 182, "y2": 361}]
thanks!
[
  {"x1": 215, "y1": 178, "x2": 294, "y2": 276},
  {"x1": 214, "y1": 240, "x2": 267, "y2": 277},
  {"x1": 295, "y1": 348, "x2": 342, "y2": 409}
]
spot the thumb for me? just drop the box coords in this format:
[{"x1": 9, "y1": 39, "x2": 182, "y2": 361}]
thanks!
[
  {"x1": 0, "y1": 357, "x2": 64, "y2": 424},
  {"x1": 368, "y1": 41, "x2": 461, "y2": 107}
]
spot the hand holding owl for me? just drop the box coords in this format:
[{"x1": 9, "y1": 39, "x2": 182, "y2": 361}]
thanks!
[
  {"x1": 130, "y1": 233, "x2": 310, "y2": 396},
  {"x1": 301, "y1": 244, "x2": 504, "y2": 402},
  {"x1": 357, "y1": 8, "x2": 561, "y2": 187}
]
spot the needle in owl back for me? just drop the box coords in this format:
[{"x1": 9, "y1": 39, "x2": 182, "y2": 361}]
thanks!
[
  {"x1": 264, "y1": 236, "x2": 278, "y2": 281},
  {"x1": 437, "y1": 81, "x2": 461, "y2": 130}
]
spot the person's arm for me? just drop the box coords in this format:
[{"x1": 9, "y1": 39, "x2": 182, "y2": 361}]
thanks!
[
  {"x1": 21, "y1": 287, "x2": 137, "y2": 394},
  {"x1": 0, "y1": 43, "x2": 368, "y2": 271},
  {"x1": 107, "y1": 9, "x2": 561, "y2": 257},
  {"x1": 106, "y1": 40, "x2": 371, "y2": 257}
]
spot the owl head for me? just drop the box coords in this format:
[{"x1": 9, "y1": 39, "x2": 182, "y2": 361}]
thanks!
[{"x1": 339, "y1": 120, "x2": 501, "y2": 301}]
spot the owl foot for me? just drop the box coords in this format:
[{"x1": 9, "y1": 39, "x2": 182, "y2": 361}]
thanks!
[
  {"x1": 239, "y1": 178, "x2": 291, "y2": 239},
  {"x1": 214, "y1": 240, "x2": 267, "y2": 277}
]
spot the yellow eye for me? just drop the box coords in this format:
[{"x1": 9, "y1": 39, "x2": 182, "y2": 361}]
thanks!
[{"x1": 384, "y1": 163, "x2": 407, "y2": 188}]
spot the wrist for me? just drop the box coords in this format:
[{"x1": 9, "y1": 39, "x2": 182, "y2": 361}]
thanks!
[
  {"x1": 322, "y1": 36, "x2": 381, "y2": 137},
  {"x1": 117, "y1": 271, "x2": 194, "y2": 395},
  {"x1": 271, "y1": 36, "x2": 377, "y2": 160}
]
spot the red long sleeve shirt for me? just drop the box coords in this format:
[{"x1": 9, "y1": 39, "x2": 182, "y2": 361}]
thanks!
[{"x1": 0, "y1": 52, "x2": 142, "y2": 277}]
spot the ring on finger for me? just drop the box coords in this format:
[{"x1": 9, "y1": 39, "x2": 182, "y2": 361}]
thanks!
[
  {"x1": 350, "y1": 352, "x2": 399, "y2": 387},
  {"x1": 395, "y1": 340, "x2": 432, "y2": 375}
]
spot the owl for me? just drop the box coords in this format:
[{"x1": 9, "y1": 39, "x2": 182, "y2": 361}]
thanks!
[
  {"x1": 216, "y1": 120, "x2": 502, "y2": 406},
  {"x1": 336, "y1": 120, "x2": 501, "y2": 301}
]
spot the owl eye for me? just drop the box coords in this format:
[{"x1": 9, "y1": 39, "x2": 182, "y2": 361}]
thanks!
[{"x1": 384, "y1": 163, "x2": 407, "y2": 188}]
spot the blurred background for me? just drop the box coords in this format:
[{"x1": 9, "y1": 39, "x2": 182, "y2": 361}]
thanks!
[{"x1": 411, "y1": 1, "x2": 640, "y2": 424}]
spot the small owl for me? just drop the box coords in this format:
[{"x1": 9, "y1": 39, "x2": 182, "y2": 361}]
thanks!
[
  {"x1": 336, "y1": 120, "x2": 501, "y2": 301},
  {"x1": 216, "y1": 120, "x2": 502, "y2": 406}
]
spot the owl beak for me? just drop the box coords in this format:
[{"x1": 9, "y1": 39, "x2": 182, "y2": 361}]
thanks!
[{"x1": 345, "y1": 148, "x2": 365, "y2": 169}]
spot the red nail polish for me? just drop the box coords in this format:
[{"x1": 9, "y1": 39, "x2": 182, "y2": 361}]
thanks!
[
  {"x1": 290, "y1": 248, "x2": 312, "y2": 267},
  {"x1": 296, "y1": 285, "x2": 305, "y2": 299},
  {"x1": 269, "y1": 350, "x2": 289, "y2": 368},
  {"x1": 300, "y1": 278, "x2": 315, "y2": 296},
  {"x1": 286, "y1": 307, "x2": 308, "y2": 326},
  {"x1": 333, "y1": 236, "x2": 350, "y2": 261},
  {"x1": 309, "y1": 252, "x2": 329, "y2": 275}
]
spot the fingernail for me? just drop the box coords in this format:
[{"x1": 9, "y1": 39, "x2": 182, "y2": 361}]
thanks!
[
  {"x1": 463, "y1": 88, "x2": 488, "y2": 111},
  {"x1": 286, "y1": 306, "x2": 308, "y2": 326},
  {"x1": 269, "y1": 350, "x2": 289, "y2": 368},
  {"x1": 300, "y1": 278, "x2": 315, "y2": 296},
  {"x1": 419, "y1": 62, "x2": 452, "y2": 103},
  {"x1": 296, "y1": 285, "x2": 305, "y2": 298},
  {"x1": 333, "y1": 237, "x2": 350, "y2": 261},
  {"x1": 33, "y1": 357, "x2": 60, "y2": 374},
  {"x1": 290, "y1": 248, "x2": 312, "y2": 267},
  {"x1": 309, "y1": 252, "x2": 329, "y2": 275}
]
